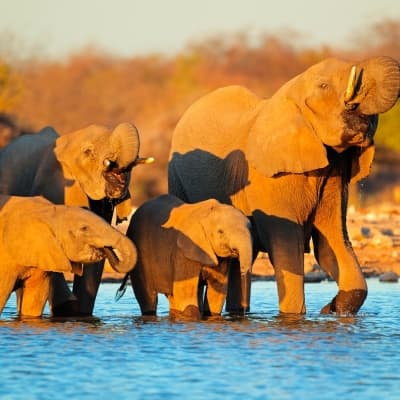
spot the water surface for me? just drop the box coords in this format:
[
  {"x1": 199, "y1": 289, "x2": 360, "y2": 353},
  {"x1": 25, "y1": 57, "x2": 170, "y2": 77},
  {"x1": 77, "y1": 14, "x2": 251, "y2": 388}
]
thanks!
[{"x1": 1, "y1": 279, "x2": 399, "y2": 399}]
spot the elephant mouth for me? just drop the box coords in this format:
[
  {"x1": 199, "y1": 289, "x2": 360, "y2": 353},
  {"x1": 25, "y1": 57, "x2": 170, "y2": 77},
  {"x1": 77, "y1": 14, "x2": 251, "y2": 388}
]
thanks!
[
  {"x1": 103, "y1": 246, "x2": 121, "y2": 270},
  {"x1": 341, "y1": 110, "x2": 377, "y2": 147},
  {"x1": 103, "y1": 169, "x2": 131, "y2": 199}
]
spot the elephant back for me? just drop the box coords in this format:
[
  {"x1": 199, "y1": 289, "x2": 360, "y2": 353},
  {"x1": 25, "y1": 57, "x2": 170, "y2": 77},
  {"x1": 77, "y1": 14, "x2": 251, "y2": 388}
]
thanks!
[{"x1": 0, "y1": 127, "x2": 59, "y2": 195}]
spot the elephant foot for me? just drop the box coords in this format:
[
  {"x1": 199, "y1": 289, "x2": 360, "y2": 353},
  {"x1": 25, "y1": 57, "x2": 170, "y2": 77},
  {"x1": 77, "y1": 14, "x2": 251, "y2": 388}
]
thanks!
[
  {"x1": 320, "y1": 289, "x2": 367, "y2": 315},
  {"x1": 51, "y1": 299, "x2": 81, "y2": 317},
  {"x1": 226, "y1": 305, "x2": 249, "y2": 316},
  {"x1": 170, "y1": 305, "x2": 201, "y2": 320}
]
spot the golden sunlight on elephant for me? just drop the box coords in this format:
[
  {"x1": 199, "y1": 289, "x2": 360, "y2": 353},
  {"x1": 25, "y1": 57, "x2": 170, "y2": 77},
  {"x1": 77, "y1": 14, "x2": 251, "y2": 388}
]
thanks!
[
  {"x1": 168, "y1": 56, "x2": 400, "y2": 315},
  {"x1": 0, "y1": 195, "x2": 137, "y2": 317},
  {"x1": 0, "y1": 122, "x2": 152, "y2": 317},
  {"x1": 117, "y1": 195, "x2": 253, "y2": 319}
]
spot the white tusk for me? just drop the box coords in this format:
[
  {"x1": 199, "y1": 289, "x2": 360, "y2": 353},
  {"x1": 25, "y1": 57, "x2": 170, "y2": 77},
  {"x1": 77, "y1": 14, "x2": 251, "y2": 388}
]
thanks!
[
  {"x1": 135, "y1": 156, "x2": 155, "y2": 165},
  {"x1": 344, "y1": 65, "x2": 357, "y2": 103}
]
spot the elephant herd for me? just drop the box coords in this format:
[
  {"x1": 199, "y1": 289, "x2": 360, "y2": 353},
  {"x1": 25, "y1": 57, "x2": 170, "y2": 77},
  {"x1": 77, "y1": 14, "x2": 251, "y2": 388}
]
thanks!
[{"x1": 0, "y1": 55, "x2": 399, "y2": 320}]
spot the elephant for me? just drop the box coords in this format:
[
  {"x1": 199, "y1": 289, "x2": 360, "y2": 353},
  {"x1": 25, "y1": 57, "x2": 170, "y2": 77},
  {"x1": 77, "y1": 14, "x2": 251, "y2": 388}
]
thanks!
[
  {"x1": 168, "y1": 55, "x2": 400, "y2": 315},
  {"x1": 0, "y1": 195, "x2": 137, "y2": 317},
  {"x1": 117, "y1": 194, "x2": 253, "y2": 319},
  {"x1": 0, "y1": 122, "x2": 153, "y2": 316}
]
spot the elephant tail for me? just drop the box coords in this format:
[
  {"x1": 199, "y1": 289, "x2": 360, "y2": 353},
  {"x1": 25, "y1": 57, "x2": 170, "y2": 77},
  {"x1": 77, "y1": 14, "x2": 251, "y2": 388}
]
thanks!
[{"x1": 115, "y1": 273, "x2": 130, "y2": 301}]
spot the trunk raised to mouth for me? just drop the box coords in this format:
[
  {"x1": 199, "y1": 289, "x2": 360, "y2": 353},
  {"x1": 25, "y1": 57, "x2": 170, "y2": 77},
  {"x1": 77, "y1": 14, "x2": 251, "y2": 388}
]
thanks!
[
  {"x1": 103, "y1": 236, "x2": 137, "y2": 273},
  {"x1": 356, "y1": 56, "x2": 400, "y2": 115}
]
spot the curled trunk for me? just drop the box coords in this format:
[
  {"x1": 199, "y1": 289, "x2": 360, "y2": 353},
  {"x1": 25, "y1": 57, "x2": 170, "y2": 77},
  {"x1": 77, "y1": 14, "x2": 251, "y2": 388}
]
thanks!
[
  {"x1": 110, "y1": 123, "x2": 140, "y2": 168},
  {"x1": 104, "y1": 235, "x2": 137, "y2": 273},
  {"x1": 357, "y1": 56, "x2": 400, "y2": 115}
]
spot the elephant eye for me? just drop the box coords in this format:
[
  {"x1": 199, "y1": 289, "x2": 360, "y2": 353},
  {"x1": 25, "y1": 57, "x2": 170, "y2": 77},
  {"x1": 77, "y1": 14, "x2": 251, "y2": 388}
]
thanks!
[{"x1": 319, "y1": 83, "x2": 328, "y2": 89}]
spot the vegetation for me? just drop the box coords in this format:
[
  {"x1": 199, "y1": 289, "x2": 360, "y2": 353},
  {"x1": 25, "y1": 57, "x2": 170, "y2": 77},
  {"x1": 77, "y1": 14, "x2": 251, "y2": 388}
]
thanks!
[{"x1": 0, "y1": 19, "x2": 399, "y2": 206}]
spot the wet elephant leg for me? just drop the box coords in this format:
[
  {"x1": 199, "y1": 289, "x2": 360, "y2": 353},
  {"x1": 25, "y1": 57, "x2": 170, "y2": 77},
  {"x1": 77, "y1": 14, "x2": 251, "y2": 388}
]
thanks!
[
  {"x1": 202, "y1": 261, "x2": 229, "y2": 316},
  {"x1": 19, "y1": 270, "x2": 50, "y2": 317},
  {"x1": 269, "y1": 230, "x2": 306, "y2": 315},
  {"x1": 225, "y1": 260, "x2": 251, "y2": 314},
  {"x1": 72, "y1": 261, "x2": 104, "y2": 316},
  {"x1": 0, "y1": 273, "x2": 16, "y2": 315},
  {"x1": 313, "y1": 175, "x2": 367, "y2": 315},
  {"x1": 70, "y1": 198, "x2": 114, "y2": 316},
  {"x1": 313, "y1": 228, "x2": 367, "y2": 315},
  {"x1": 130, "y1": 269, "x2": 158, "y2": 316},
  {"x1": 168, "y1": 275, "x2": 201, "y2": 320},
  {"x1": 49, "y1": 272, "x2": 80, "y2": 316}
]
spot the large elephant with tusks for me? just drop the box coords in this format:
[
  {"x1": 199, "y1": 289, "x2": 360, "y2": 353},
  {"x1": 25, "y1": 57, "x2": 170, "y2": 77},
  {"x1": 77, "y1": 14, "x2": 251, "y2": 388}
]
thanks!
[{"x1": 168, "y1": 56, "x2": 400, "y2": 315}]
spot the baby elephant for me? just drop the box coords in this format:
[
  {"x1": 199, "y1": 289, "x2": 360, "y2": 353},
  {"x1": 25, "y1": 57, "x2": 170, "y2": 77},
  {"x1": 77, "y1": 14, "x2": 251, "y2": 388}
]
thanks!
[
  {"x1": 0, "y1": 195, "x2": 137, "y2": 317},
  {"x1": 121, "y1": 194, "x2": 253, "y2": 319}
]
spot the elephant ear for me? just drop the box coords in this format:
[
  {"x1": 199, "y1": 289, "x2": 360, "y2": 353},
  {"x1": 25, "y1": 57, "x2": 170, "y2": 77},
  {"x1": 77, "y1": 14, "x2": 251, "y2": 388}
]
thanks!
[
  {"x1": 177, "y1": 229, "x2": 218, "y2": 267},
  {"x1": 350, "y1": 144, "x2": 375, "y2": 183},
  {"x1": 4, "y1": 218, "x2": 72, "y2": 273},
  {"x1": 247, "y1": 98, "x2": 329, "y2": 176}
]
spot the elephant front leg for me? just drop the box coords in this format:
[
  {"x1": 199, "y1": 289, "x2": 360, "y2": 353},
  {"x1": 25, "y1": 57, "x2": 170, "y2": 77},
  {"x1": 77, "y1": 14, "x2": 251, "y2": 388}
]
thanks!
[
  {"x1": 19, "y1": 270, "x2": 50, "y2": 317},
  {"x1": 168, "y1": 275, "x2": 201, "y2": 320},
  {"x1": 225, "y1": 260, "x2": 251, "y2": 314},
  {"x1": 0, "y1": 273, "x2": 17, "y2": 316},
  {"x1": 49, "y1": 272, "x2": 80, "y2": 316},
  {"x1": 312, "y1": 227, "x2": 367, "y2": 315},
  {"x1": 72, "y1": 261, "x2": 104, "y2": 316},
  {"x1": 202, "y1": 261, "x2": 229, "y2": 316},
  {"x1": 269, "y1": 229, "x2": 306, "y2": 315},
  {"x1": 313, "y1": 177, "x2": 367, "y2": 315}
]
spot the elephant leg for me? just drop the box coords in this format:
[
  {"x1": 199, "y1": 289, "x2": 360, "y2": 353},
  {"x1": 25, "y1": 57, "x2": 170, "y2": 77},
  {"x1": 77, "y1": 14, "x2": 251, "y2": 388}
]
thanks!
[
  {"x1": 263, "y1": 219, "x2": 306, "y2": 314},
  {"x1": 0, "y1": 274, "x2": 16, "y2": 315},
  {"x1": 313, "y1": 178, "x2": 367, "y2": 315},
  {"x1": 48, "y1": 272, "x2": 80, "y2": 316},
  {"x1": 270, "y1": 245, "x2": 305, "y2": 314},
  {"x1": 202, "y1": 261, "x2": 229, "y2": 316},
  {"x1": 225, "y1": 259, "x2": 251, "y2": 314},
  {"x1": 72, "y1": 261, "x2": 104, "y2": 316},
  {"x1": 312, "y1": 226, "x2": 367, "y2": 315},
  {"x1": 19, "y1": 270, "x2": 50, "y2": 317},
  {"x1": 130, "y1": 269, "x2": 158, "y2": 316},
  {"x1": 168, "y1": 275, "x2": 201, "y2": 320}
]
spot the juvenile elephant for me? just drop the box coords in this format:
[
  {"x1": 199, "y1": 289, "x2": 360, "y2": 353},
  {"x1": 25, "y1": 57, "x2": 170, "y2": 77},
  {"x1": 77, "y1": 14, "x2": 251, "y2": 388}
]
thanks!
[
  {"x1": 118, "y1": 194, "x2": 253, "y2": 319},
  {"x1": 169, "y1": 56, "x2": 400, "y2": 315},
  {"x1": 0, "y1": 195, "x2": 137, "y2": 317},
  {"x1": 0, "y1": 122, "x2": 152, "y2": 316}
]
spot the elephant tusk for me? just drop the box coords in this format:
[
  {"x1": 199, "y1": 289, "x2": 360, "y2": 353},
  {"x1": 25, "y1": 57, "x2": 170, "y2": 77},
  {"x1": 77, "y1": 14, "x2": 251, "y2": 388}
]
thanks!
[
  {"x1": 344, "y1": 65, "x2": 357, "y2": 103},
  {"x1": 135, "y1": 156, "x2": 155, "y2": 165}
]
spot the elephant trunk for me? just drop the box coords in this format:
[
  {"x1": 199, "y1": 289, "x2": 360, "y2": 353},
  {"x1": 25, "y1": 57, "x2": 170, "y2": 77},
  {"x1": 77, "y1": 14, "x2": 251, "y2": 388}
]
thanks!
[
  {"x1": 356, "y1": 56, "x2": 400, "y2": 115},
  {"x1": 110, "y1": 123, "x2": 140, "y2": 169},
  {"x1": 104, "y1": 235, "x2": 137, "y2": 273},
  {"x1": 237, "y1": 238, "x2": 253, "y2": 311}
]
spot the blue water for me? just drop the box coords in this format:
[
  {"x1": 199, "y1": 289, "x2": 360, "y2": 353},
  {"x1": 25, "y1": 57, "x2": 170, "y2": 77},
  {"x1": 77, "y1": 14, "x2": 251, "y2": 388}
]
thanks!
[{"x1": 1, "y1": 278, "x2": 399, "y2": 400}]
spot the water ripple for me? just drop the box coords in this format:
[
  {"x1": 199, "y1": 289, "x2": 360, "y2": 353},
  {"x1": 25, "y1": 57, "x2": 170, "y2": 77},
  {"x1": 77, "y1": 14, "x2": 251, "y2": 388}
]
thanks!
[{"x1": 0, "y1": 279, "x2": 399, "y2": 399}]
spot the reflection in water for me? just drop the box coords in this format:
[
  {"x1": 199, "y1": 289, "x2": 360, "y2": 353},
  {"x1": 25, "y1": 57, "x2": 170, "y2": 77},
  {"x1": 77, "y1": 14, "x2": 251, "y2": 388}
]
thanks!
[{"x1": 0, "y1": 279, "x2": 400, "y2": 399}]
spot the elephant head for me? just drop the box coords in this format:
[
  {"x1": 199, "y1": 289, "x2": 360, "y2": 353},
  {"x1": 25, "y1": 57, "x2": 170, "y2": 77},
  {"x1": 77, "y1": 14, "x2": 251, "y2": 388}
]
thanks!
[
  {"x1": 1, "y1": 196, "x2": 137, "y2": 274},
  {"x1": 165, "y1": 199, "x2": 253, "y2": 309},
  {"x1": 247, "y1": 56, "x2": 400, "y2": 180},
  {"x1": 54, "y1": 122, "x2": 154, "y2": 201}
]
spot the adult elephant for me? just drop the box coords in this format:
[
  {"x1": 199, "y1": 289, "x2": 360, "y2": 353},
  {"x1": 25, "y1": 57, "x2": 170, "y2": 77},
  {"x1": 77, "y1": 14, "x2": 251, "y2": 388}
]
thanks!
[
  {"x1": 0, "y1": 195, "x2": 137, "y2": 317},
  {"x1": 168, "y1": 56, "x2": 400, "y2": 315},
  {"x1": 0, "y1": 122, "x2": 152, "y2": 316}
]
